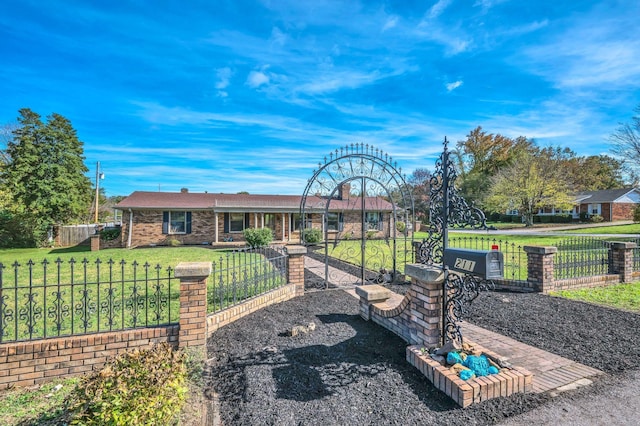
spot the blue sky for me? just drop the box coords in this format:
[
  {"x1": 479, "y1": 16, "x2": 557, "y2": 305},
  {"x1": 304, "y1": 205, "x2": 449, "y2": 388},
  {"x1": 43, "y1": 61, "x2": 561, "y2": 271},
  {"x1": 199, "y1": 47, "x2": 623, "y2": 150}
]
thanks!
[{"x1": 1, "y1": 0, "x2": 639, "y2": 197}]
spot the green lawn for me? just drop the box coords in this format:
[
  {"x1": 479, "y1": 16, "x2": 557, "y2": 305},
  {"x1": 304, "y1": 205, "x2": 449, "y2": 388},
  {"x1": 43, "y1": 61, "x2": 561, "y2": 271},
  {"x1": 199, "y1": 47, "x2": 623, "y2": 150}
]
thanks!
[
  {"x1": 550, "y1": 282, "x2": 640, "y2": 313},
  {"x1": 0, "y1": 245, "x2": 218, "y2": 271},
  {"x1": 564, "y1": 223, "x2": 640, "y2": 234}
]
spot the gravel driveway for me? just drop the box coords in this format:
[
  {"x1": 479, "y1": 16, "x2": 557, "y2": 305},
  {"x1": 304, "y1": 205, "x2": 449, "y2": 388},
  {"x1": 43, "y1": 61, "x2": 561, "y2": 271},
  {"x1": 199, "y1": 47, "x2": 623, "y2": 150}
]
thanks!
[{"x1": 205, "y1": 285, "x2": 640, "y2": 425}]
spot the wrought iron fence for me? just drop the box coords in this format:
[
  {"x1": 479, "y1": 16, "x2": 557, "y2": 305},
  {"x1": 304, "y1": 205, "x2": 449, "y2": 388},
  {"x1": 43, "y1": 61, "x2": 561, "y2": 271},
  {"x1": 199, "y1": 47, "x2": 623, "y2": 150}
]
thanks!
[
  {"x1": 0, "y1": 258, "x2": 177, "y2": 343},
  {"x1": 554, "y1": 236, "x2": 612, "y2": 279},
  {"x1": 209, "y1": 246, "x2": 288, "y2": 313},
  {"x1": 447, "y1": 236, "x2": 526, "y2": 284}
]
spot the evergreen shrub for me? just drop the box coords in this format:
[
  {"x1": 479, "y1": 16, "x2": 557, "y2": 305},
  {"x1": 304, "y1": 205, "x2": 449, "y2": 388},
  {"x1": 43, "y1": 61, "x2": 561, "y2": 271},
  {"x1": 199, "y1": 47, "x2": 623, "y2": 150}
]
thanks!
[{"x1": 243, "y1": 227, "x2": 274, "y2": 248}]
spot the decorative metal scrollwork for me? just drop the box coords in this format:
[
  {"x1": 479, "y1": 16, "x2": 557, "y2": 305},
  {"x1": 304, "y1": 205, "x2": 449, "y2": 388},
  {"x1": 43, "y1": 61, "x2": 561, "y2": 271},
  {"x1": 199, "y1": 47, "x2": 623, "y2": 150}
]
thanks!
[
  {"x1": 417, "y1": 138, "x2": 494, "y2": 345},
  {"x1": 443, "y1": 271, "x2": 494, "y2": 344},
  {"x1": 300, "y1": 143, "x2": 414, "y2": 290}
]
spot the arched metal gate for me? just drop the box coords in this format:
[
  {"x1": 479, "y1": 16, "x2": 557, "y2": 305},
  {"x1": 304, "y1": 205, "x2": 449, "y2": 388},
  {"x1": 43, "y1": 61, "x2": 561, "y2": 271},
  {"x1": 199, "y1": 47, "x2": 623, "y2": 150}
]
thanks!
[{"x1": 300, "y1": 144, "x2": 414, "y2": 290}]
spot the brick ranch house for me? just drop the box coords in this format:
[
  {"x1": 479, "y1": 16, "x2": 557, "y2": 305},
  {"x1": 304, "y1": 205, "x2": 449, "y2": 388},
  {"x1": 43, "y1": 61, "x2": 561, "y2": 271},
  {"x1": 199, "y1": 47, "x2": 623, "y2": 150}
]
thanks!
[
  {"x1": 114, "y1": 187, "x2": 397, "y2": 248},
  {"x1": 520, "y1": 188, "x2": 640, "y2": 221},
  {"x1": 573, "y1": 188, "x2": 640, "y2": 221}
]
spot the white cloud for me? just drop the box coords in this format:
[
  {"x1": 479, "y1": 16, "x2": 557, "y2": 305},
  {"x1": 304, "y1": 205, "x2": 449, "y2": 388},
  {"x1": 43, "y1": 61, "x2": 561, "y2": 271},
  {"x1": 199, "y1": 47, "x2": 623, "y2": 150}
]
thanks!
[
  {"x1": 246, "y1": 70, "x2": 270, "y2": 88},
  {"x1": 429, "y1": 0, "x2": 452, "y2": 19},
  {"x1": 270, "y1": 27, "x2": 287, "y2": 46},
  {"x1": 382, "y1": 16, "x2": 398, "y2": 32},
  {"x1": 518, "y1": 6, "x2": 640, "y2": 91},
  {"x1": 473, "y1": 0, "x2": 509, "y2": 11},
  {"x1": 215, "y1": 67, "x2": 232, "y2": 97},
  {"x1": 503, "y1": 20, "x2": 548, "y2": 37},
  {"x1": 215, "y1": 67, "x2": 232, "y2": 89},
  {"x1": 446, "y1": 80, "x2": 463, "y2": 91}
]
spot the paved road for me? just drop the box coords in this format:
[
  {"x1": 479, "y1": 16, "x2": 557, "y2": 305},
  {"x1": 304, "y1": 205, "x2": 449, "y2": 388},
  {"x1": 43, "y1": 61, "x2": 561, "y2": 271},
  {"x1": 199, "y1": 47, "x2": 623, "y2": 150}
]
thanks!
[{"x1": 498, "y1": 370, "x2": 640, "y2": 426}]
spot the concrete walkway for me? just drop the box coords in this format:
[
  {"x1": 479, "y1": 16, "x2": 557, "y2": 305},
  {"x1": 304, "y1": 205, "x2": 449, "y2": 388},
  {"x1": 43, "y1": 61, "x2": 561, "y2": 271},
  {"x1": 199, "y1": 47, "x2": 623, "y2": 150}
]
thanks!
[
  {"x1": 460, "y1": 322, "x2": 602, "y2": 394},
  {"x1": 305, "y1": 256, "x2": 362, "y2": 287}
]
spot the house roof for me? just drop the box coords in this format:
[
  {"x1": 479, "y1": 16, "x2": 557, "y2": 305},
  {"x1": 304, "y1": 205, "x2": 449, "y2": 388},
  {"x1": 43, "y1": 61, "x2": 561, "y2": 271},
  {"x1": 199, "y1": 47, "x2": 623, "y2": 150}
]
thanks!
[
  {"x1": 575, "y1": 188, "x2": 640, "y2": 204},
  {"x1": 115, "y1": 191, "x2": 396, "y2": 212}
]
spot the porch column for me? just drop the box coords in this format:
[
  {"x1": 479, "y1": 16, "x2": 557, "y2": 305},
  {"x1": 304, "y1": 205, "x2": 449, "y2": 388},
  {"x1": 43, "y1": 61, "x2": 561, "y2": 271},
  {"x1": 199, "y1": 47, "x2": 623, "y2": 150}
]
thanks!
[
  {"x1": 254, "y1": 212, "x2": 258, "y2": 228},
  {"x1": 282, "y1": 213, "x2": 286, "y2": 241},
  {"x1": 214, "y1": 212, "x2": 219, "y2": 243}
]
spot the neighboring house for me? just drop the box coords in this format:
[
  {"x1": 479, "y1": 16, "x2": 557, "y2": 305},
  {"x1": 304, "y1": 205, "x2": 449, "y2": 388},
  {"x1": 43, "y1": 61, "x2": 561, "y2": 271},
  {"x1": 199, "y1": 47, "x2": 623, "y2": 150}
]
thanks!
[
  {"x1": 114, "y1": 187, "x2": 396, "y2": 247},
  {"x1": 509, "y1": 188, "x2": 640, "y2": 222},
  {"x1": 574, "y1": 188, "x2": 640, "y2": 222}
]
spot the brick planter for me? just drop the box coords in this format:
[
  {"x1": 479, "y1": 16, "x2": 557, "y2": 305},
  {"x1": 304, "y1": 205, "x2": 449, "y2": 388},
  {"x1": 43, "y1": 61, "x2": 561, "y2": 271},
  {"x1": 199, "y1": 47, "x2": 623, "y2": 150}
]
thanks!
[{"x1": 407, "y1": 344, "x2": 533, "y2": 407}]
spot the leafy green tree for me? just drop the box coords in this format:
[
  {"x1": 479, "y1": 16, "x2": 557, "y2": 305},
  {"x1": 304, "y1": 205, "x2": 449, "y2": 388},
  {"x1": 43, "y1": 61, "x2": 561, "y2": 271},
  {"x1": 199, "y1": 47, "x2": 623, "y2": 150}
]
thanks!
[
  {"x1": 407, "y1": 168, "x2": 431, "y2": 223},
  {"x1": 564, "y1": 155, "x2": 625, "y2": 191},
  {"x1": 486, "y1": 147, "x2": 574, "y2": 226},
  {"x1": 1, "y1": 108, "x2": 92, "y2": 245},
  {"x1": 454, "y1": 126, "x2": 533, "y2": 206}
]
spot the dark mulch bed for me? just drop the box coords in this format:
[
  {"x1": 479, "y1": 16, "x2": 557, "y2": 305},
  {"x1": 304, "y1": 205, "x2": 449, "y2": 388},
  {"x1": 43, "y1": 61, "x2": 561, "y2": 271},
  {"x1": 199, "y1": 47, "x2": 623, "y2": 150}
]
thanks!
[{"x1": 205, "y1": 267, "x2": 640, "y2": 425}]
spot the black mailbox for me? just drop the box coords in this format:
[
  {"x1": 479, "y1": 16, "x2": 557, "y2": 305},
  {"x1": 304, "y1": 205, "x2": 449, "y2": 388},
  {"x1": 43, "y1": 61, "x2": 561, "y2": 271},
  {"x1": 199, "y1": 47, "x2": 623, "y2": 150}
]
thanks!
[{"x1": 443, "y1": 248, "x2": 504, "y2": 279}]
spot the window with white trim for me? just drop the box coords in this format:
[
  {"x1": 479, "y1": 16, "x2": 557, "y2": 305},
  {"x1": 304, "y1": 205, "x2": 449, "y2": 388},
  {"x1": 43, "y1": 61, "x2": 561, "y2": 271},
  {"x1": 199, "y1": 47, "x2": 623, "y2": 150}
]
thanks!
[
  {"x1": 229, "y1": 213, "x2": 245, "y2": 232},
  {"x1": 365, "y1": 211, "x2": 383, "y2": 231},
  {"x1": 588, "y1": 203, "x2": 601, "y2": 215},
  {"x1": 326, "y1": 212, "x2": 343, "y2": 231},
  {"x1": 162, "y1": 211, "x2": 192, "y2": 235}
]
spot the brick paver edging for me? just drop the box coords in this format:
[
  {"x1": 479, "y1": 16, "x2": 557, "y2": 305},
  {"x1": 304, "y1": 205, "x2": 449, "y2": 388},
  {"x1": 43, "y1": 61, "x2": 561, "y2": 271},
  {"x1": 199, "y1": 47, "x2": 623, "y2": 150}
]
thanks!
[{"x1": 407, "y1": 344, "x2": 533, "y2": 407}]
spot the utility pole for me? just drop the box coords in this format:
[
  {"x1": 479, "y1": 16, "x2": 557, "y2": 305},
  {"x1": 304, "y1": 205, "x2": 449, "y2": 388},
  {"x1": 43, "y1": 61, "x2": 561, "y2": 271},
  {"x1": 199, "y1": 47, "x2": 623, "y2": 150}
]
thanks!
[{"x1": 95, "y1": 161, "x2": 104, "y2": 224}]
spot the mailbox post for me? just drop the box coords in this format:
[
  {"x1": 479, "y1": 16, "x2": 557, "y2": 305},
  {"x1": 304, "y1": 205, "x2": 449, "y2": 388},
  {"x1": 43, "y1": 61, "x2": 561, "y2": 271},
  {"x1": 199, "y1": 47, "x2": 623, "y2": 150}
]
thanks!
[{"x1": 416, "y1": 138, "x2": 502, "y2": 345}]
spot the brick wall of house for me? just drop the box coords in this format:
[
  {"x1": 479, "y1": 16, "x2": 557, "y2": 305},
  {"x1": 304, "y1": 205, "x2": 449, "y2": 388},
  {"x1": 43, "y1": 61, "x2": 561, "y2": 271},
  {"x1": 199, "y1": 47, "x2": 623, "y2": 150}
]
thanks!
[
  {"x1": 216, "y1": 212, "x2": 290, "y2": 242},
  {"x1": 123, "y1": 210, "x2": 217, "y2": 247},
  {"x1": 612, "y1": 203, "x2": 635, "y2": 221},
  {"x1": 340, "y1": 211, "x2": 390, "y2": 238}
]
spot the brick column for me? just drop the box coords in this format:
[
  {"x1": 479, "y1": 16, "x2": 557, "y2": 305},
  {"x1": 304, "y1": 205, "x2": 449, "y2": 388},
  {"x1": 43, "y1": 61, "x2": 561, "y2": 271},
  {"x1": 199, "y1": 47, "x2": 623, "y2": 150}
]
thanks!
[
  {"x1": 175, "y1": 262, "x2": 211, "y2": 351},
  {"x1": 610, "y1": 241, "x2": 637, "y2": 283},
  {"x1": 524, "y1": 246, "x2": 557, "y2": 293},
  {"x1": 286, "y1": 245, "x2": 307, "y2": 296},
  {"x1": 404, "y1": 264, "x2": 445, "y2": 348},
  {"x1": 90, "y1": 234, "x2": 100, "y2": 251}
]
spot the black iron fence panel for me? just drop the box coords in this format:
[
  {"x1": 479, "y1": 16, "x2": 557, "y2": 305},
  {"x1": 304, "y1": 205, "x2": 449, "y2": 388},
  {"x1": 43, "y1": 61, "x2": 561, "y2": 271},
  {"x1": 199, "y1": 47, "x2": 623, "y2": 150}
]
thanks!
[
  {"x1": 554, "y1": 237, "x2": 612, "y2": 279},
  {"x1": 0, "y1": 258, "x2": 176, "y2": 344},
  {"x1": 209, "y1": 246, "x2": 288, "y2": 313},
  {"x1": 447, "y1": 236, "x2": 526, "y2": 285}
]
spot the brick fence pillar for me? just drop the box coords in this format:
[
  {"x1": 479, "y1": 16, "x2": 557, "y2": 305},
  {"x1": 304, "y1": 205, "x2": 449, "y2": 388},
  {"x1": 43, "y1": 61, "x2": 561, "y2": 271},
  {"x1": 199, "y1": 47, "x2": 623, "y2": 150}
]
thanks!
[
  {"x1": 90, "y1": 234, "x2": 100, "y2": 251},
  {"x1": 175, "y1": 262, "x2": 212, "y2": 351},
  {"x1": 610, "y1": 241, "x2": 637, "y2": 283},
  {"x1": 286, "y1": 245, "x2": 307, "y2": 296},
  {"x1": 404, "y1": 263, "x2": 445, "y2": 348},
  {"x1": 524, "y1": 246, "x2": 557, "y2": 293}
]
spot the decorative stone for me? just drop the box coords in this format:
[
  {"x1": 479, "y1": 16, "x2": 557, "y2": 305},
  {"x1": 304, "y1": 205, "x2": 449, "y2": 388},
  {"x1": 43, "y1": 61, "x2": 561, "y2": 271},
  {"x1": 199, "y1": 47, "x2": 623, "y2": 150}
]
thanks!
[
  {"x1": 285, "y1": 245, "x2": 308, "y2": 255},
  {"x1": 355, "y1": 285, "x2": 391, "y2": 302},
  {"x1": 174, "y1": 262, "x2": 212, "y2": 278},
  {"x1": 404, "y1": 264, "x2": 445, "y2": 283},
  {"x1": 435, "y1": 339, "x2": 461, "y2": 356}
]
